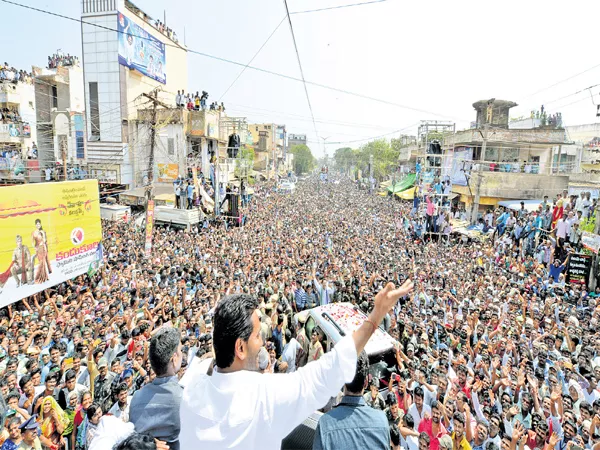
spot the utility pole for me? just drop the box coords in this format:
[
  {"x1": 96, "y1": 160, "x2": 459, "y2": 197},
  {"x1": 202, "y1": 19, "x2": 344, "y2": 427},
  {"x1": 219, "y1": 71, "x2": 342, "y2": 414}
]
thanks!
[
  {"x1": 61, "y1": 136, "x2": 67, "y2": 181},
  {"x1": 369, "y1": 154, "x2": 374, "y2": 193},
  {"x1": 141, "y1": 88, "x2": 168, "y2": 204},
  {"x1": 471, "y1": 123, "x2": 488, "y2": 224}
]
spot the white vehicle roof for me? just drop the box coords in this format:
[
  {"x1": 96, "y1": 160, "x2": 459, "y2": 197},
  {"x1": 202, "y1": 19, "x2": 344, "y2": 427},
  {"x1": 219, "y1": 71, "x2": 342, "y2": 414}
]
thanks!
[{"x1": 297, "y1": 302, "x2": 396, "y2": 356}]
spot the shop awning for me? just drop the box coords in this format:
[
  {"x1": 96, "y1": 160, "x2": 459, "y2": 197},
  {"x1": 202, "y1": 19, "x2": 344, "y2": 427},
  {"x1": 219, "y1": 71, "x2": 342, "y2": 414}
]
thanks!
[
  {"x1": 395, "y1": 187, "x2": 416, "y2": 200},
  {"x1": 387, "y1": 173, "x2": 416, "y2": 194}
]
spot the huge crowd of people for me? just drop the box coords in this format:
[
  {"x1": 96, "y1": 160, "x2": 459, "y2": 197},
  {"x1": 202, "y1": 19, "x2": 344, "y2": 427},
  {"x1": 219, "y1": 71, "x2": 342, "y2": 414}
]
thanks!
[
  {"x1": 0, "y1": 64, "x2": 33, "y2": 84},
  {"x1": 47, "y1": 54, "x2": 79, "y2": 70},
  {"x1": 0, "y1": 173, "x2": 599, "y2": 450}
]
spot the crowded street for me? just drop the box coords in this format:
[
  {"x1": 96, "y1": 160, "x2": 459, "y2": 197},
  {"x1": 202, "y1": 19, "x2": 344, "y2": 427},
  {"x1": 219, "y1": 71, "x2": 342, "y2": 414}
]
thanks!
[{"x1": 0, "y1": 173, "x2": 598, "y2": 450}]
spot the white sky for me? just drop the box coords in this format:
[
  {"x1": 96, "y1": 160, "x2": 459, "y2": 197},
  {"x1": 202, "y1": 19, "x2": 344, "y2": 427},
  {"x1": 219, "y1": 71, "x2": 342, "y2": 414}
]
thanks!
[{"x1": 3, "y1": 0, "x2": 600, "y2": 156}]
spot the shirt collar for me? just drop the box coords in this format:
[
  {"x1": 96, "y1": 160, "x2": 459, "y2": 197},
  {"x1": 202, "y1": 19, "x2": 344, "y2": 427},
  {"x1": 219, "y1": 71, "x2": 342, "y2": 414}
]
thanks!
[
  {"x1": 338, "y1": 395, "x2": 365, "y2": 406},
  {"x1": 152, "y1": 375, "x2": 179, "y2": 385}
]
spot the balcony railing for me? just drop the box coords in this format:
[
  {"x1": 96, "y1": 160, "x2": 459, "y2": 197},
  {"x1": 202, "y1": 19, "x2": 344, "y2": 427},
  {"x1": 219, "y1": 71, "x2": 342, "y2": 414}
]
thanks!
[{"x1": 463, "y1": 159, "x2": 580, "y2": 175}]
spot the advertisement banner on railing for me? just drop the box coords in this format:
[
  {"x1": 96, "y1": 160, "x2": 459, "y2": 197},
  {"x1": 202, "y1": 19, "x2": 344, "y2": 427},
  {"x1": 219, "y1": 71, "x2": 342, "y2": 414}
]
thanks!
[
  {"x1": 582, "y1": 231, "x2": 600, "y2": 254},
  {"x1": 450, "y1": 147, "x2": 473, "y2": 186},
  {"x1": 0, "y1": 180, "x2": 102, "y2": 307},
  {"x1": 117, "y1": 12, "x2": 166, "y2": 84}
]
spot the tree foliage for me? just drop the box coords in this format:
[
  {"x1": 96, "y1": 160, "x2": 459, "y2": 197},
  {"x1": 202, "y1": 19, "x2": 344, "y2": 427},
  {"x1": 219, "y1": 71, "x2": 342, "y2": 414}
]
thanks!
[
  {"x1": 289, "y1": 144, "x2": 316, "y2": 175},
  {"x1": 235, "y1": 146, "x2": 255, "y2": 178}
]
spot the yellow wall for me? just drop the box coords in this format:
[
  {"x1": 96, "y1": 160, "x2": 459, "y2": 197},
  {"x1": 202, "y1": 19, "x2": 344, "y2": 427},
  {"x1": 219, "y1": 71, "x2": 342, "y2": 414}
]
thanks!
[{"x1": 249, "y1": 123, "x2": 275, "y2": 152}]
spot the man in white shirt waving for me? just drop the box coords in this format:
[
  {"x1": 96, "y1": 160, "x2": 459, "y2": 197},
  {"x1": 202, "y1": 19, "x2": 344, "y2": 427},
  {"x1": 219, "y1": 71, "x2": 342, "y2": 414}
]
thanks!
[{"x1": 179, "y1": 280, "x2": 414, "y2": 450}]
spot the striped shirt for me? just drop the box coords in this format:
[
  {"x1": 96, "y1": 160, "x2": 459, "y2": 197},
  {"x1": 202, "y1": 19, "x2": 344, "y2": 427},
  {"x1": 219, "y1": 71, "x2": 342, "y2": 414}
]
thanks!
[{"x1": 294, "y1": 288, "x2": 308, "y2": 310}]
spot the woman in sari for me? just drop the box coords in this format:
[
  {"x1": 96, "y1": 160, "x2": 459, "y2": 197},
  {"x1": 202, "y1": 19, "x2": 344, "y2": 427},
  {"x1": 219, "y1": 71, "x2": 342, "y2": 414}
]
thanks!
[
  {"x1": 38, "y1": 396, "x2": 68, "y2": 450},
  {"x1": 75, "y1": 404, "x2": 102, "y2": 450},
  {"x1": 31, "y1": 218, "x2": 51, "y2": 284},
  {"x1": 551, "y1": 199, "x2": 564, "y2": 228},
  {"x1": 71, "y1": 392, "x2": 91, "y2": 450},
  {"x1": 0, "y1": 417, "x2": 22, "y2": 450}
]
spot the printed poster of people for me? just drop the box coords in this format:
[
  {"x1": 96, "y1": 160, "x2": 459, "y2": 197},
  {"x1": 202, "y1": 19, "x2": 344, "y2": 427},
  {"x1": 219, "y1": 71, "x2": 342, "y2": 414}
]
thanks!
[
  {"x1": 0, "y1": 180, "x2": 102, "y2": 306},
  {"x1": 117, "y1": 12, "x2": 167, "y2": 84}
]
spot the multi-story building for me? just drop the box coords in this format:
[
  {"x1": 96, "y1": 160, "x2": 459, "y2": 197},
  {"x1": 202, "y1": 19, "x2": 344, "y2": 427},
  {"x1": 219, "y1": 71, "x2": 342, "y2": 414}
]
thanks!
[
  {"x1": 0, "y1": 69, "x2": 38, "y2": 183},
  {"x1": 33, "y1": 61, "x2": 86, "y2": 172},
  {"x1": 0, "y1": 75, "x2": 37, "y2": 157},
  {"x1": 288, "y1": 133, "x2": 306, "y2": 148},
  {"x1": 81, "y1": 0, "x2": 187, "y2": 187},
  {"x1": 249, "y1": 123, "x2": 286, "y2": 177},
  {"x1": 443, "y1": 99, "x2": 572, "y2": 214},
  {"x1": 134, "y1": 107, "x2": 223, "y2": 186}
]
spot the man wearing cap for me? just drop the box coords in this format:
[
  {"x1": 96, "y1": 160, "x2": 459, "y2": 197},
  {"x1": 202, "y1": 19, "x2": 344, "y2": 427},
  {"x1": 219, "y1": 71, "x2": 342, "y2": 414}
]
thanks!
[
  {"x1": 93, "y1": 358, "x2": 115, "y2": 413},
  {"x1": 18, "y1": 415, "x2": 41, "y2": 450}
]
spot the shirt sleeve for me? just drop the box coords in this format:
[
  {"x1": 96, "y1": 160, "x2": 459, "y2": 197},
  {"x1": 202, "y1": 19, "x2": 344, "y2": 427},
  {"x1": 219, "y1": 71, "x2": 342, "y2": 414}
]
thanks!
[{"x1": 262, "y1": 334, "x2": 358, "y2": 439}]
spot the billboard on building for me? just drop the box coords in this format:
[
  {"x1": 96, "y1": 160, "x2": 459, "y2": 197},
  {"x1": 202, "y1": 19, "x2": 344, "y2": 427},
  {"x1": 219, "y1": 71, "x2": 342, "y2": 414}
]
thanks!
[
  {"x1": 450, "y1": 147, "x2": 473, "y2": 186},
  {"x1": 117, "y1": 12, "x2": 166, "y2": 84},
  {"x1": 0, "y1": 180, "x2": 102, "y2": 306},
  {"x1": 157, "y1": 163, "x2": 179, "y2": 182}
]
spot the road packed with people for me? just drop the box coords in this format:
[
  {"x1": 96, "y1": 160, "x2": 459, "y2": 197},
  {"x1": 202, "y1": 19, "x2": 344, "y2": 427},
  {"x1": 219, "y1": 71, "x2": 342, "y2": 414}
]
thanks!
[{"x1": 0, "y1": 174, "x2": 598, "y2": 450}]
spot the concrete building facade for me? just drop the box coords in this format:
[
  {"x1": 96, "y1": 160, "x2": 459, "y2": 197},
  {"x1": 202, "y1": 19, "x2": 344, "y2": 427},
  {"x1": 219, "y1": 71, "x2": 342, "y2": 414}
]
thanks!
[
  {"x1": 0, "y1": 79, "x2": 37, "y2": 157},
  {"x1": 33, "y1": 63, "x2": 86, "y2": 170},
  {"x1": 81, "y1": 0, "x2": 187, "y2": 187}
]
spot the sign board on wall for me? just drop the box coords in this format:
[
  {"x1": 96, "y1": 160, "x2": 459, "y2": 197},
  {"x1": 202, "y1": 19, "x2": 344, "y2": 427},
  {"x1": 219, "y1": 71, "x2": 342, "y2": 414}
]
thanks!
[
  {"x1": 117, "y1": 12, "x2": 166, "y2": 84},
  {"x1": 566, "y1": 253, "x2": 592, "y2": 285},
  {"x1": 0, "y1": 180, "x2": 102, "y2": 306},
  {"x1": 157, "y1": 163, "x2": 179, "y2": 182}
]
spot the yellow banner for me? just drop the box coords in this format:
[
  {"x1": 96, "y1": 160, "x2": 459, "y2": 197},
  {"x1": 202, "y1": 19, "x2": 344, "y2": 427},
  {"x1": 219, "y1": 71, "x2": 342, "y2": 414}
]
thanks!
[
  {"x1": 157, "y1": 163, "x2": 179, "y2": 182},
  {"x1": 0, "y1": 180, "x2": 102, "y2": 306}
]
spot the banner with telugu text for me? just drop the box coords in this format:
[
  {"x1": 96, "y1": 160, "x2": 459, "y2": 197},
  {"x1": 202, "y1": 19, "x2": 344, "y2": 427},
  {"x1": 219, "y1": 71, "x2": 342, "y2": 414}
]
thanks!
[
  {"x1": 145, "y1": 200, "x2": 155, "y2": 256},
  {"x1": 0, "y1": 180, "x2": 102, "y2": 307}
]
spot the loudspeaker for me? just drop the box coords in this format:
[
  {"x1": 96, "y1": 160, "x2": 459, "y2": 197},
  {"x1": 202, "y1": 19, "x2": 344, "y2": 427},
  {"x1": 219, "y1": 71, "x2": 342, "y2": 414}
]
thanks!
[{"x1": 228, "y1": 194, "x2": 240, "y2": 218}]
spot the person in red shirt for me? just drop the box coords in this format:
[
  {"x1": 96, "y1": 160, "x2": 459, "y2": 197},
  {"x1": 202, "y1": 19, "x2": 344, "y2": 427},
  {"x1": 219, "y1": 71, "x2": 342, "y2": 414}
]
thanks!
[{"x1": 418, "y1": 400, "x2": 448, "y2": 450}]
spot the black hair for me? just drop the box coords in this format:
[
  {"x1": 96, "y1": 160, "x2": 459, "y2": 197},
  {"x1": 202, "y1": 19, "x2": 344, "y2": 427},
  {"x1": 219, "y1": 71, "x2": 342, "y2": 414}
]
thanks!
[
  {"x1": 114, "y1": 382, "x2": 128, "y2": 395},
  {"x1": 18, "y1": 374, "x2": 32, "y2": 391},
  {"x1": 213, "y1": 294, "x2": 259, "y2": 369},
  {"x1": 419, "y1": 432, "x2": 431, "y2": 445},
  {"x1": 86, "y1": 403, "x2": 101, "y2": 421},
  {"x1": 64, "y1": 369, "x2": 76, "y2": 382},
  {"x1": 453, "y1": 411, "x2": 466, "y2": 425},
  {"x1": 115, "y1": 433, "x2": 157, "y2": 450},
  {"x1": 345, "y1": 350, "x2": 369, "y2": 394},
  {"x1": 149, "y1": 328, "x2": 180, "y2": 376},
  {"x1": 387, "y1": 391, "x2": 398, "y2": 406},
  {"x1": 45, "y1": 372, "x2": 60, "y2": 384},
  {"x1": 403, "y1": 413, "x2": 414, "y2": 429},
  {"x1": 414, "y1": 386, "x2": 424, "y2": 398},
  {"x1": 6, "y1": 392, "x2": 19, "y2": 403}
]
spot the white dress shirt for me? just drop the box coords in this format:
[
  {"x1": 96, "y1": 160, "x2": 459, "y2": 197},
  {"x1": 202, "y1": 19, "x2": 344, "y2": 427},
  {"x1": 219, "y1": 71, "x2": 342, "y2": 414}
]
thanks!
[
  {"x1": 89, "y1": 416, "x2": 135, "y2": 450},
  {"x1": 407, "y1": 403, "x2": 431, "y2": 431},
  {"x1": 179, "y1": 334, "x2": 358, "y2": 449}
]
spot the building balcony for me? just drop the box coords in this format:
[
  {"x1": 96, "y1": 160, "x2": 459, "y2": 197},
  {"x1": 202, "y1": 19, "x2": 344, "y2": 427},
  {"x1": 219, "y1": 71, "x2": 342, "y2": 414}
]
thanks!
[
  {"x1": 0, "y1": 82, "x2": 22, "y2": 105},
  {"x1": 454, "y1": 170, "x2": 570, "y2": 202},
  {"x1": 0, "y1": 123, "x2": 30, "y2": 143},
  {"x1": 188, "y1": 110, "x2": 220, "y2": 139},
  {"x1": 447, "y1": 127, "x2": 568, "y2": 147}
]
